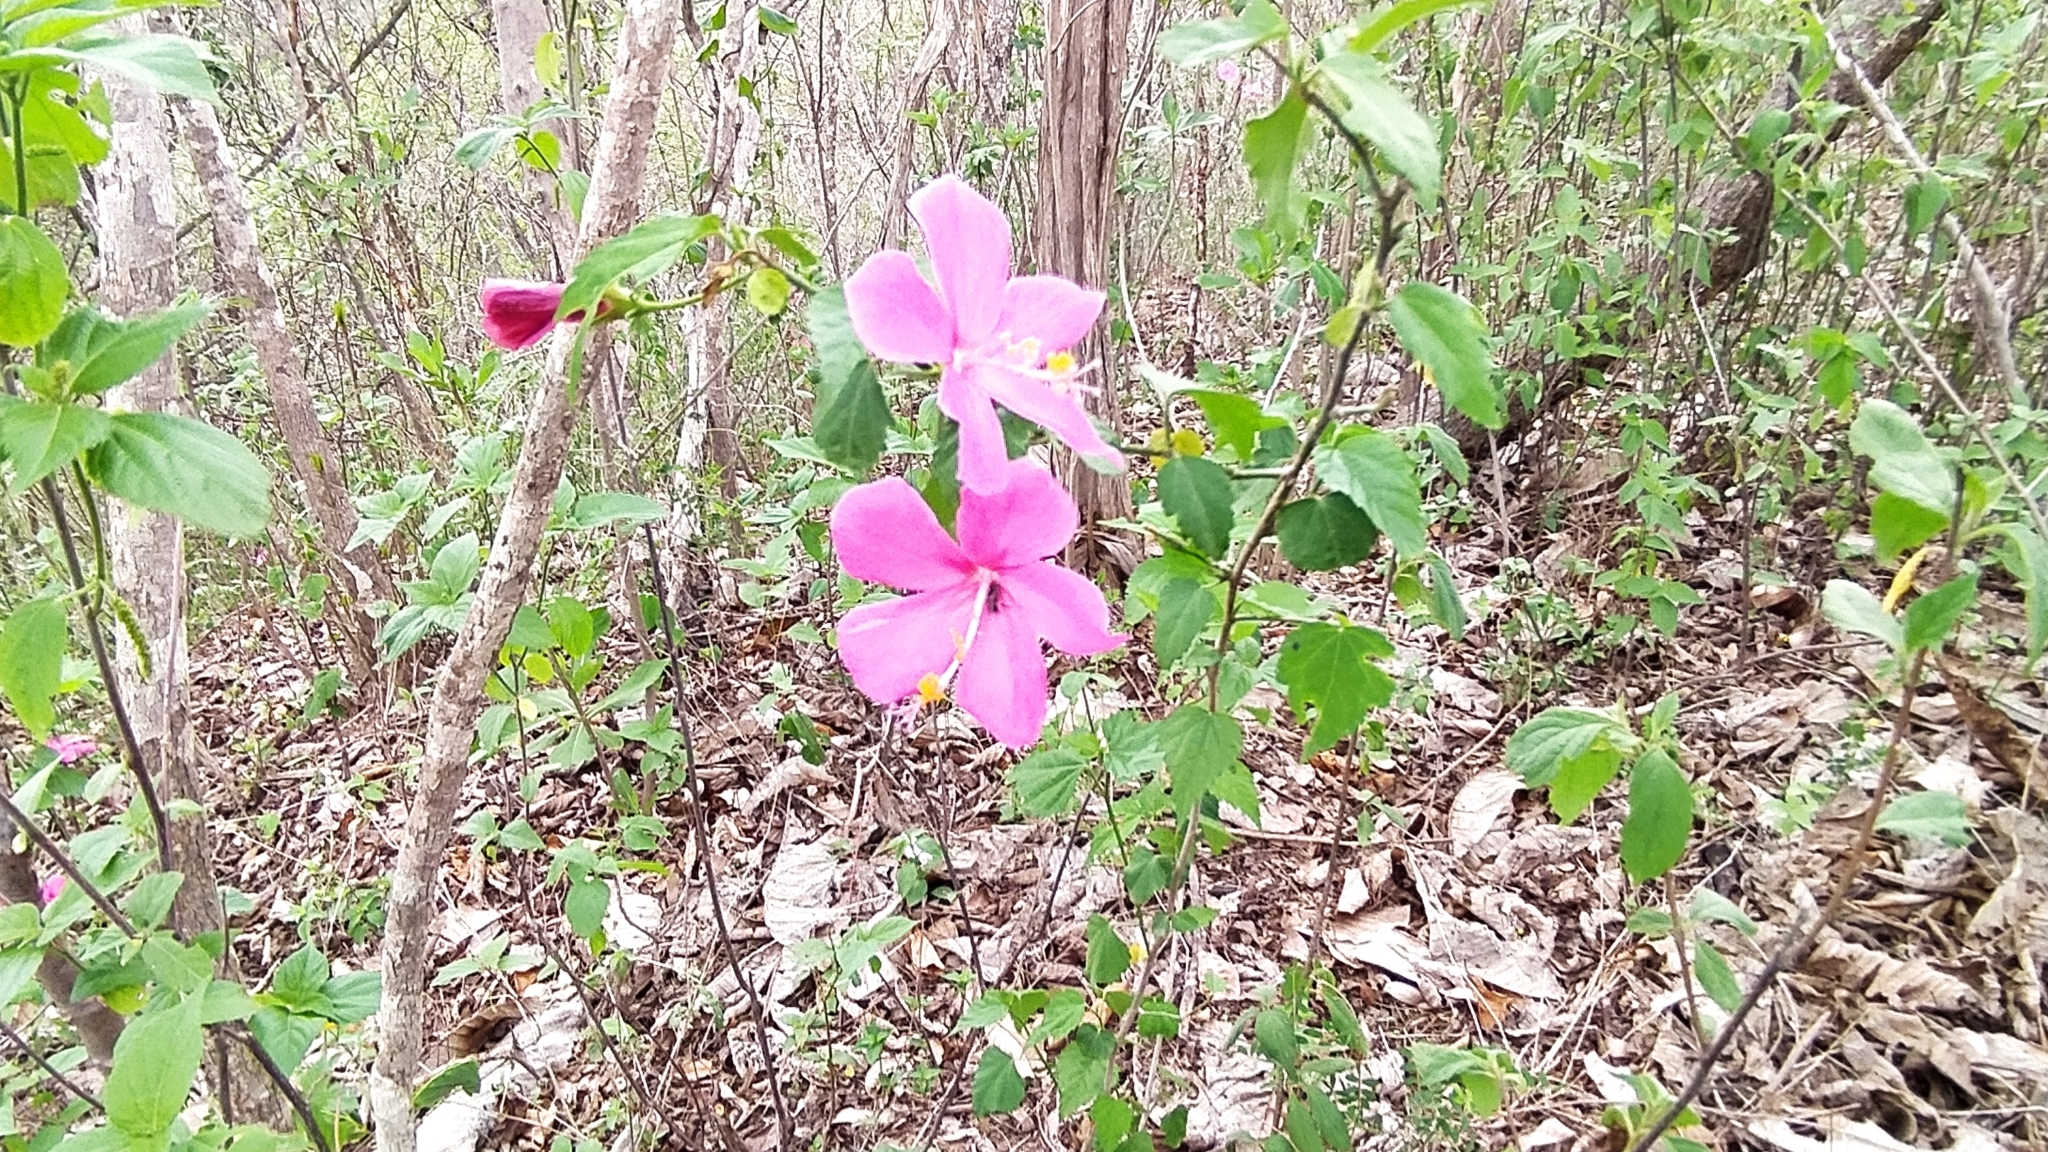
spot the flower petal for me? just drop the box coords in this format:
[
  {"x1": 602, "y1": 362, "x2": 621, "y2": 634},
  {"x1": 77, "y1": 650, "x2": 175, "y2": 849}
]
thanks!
[
  {"x1": 910, "y1": 175, "x2": 1010, "y2": 347},
  {"x1": 954, "y1": 594, "x2": 1049, "y2": 748},
  {"x1": 830, "y1": 477, "x2": 974, "y2": 590},
  {"x1": 994, "y1": 275, "x2": 1105, "y2": 356},
  {"x1": 838, "y1": 585, "x2": 976, "y2": 707},
  {"x1": 956, "y1": 458, "x2": 1077, "y2": 568},
  {"x1": 479, "y1": 279, "x2": 565, "y2": 350},
  {"x1": 939, "y1": 366, "x2": 1013, "y2": 496},
  {"x1": 844, "y1": 250, "x2": 954, "y2": 364},
  {"x1": 979, "y1": 367, "x2": 1125, "y2": 469},
  {"x1": 1002, "y1": 562, "x2": 1125, "y2": 657}
]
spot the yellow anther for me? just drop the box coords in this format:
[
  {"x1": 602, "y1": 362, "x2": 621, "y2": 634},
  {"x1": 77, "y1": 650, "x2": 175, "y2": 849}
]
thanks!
[
  {"x1": 916, "y1": 674, "x2": 946, "y2": 705},
  {"x1": 1047, "y1": 350, "x2": 1077, "y2": 376}
]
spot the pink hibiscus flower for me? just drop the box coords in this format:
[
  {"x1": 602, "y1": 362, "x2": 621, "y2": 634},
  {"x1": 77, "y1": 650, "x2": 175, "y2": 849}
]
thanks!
[
  {"x1": 44, "y1": 734, "x2": 95, "y2": 764},
  {"x1": 843, "y1": 175, "x2": 1124, "y2": 495},
  {"x1": 478, "y1": 280, "x2": 609, "y2": 351},
  {"x1": 38, "y1": 874, "x2": 63, "y2": 906},
  {"x1": 831, "y1": 458, "x2": 1124, "y2": 747}
]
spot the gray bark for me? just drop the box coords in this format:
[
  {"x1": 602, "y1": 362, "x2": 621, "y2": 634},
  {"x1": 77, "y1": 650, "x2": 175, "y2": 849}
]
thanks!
[
  {"x1": 176, "y1": 96, "x2": 393, "y2": 686},
  {"x1": 1038, "y1": 0, "x2": 1137, "y2": 573},
  {"x1": 368, "y1": 4, "x2": 682, "y2": 1147},
  {"x1": 97, "y1": 22, "x2": 291, "y2": 1128}
]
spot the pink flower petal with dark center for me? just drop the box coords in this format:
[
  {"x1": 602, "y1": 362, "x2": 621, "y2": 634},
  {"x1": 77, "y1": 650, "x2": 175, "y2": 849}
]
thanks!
[
  {"x1": 953, "y1": 592, "x2": 1048, "y2": 748},
  {"x1": 1002, "y1": 562, "x2": 1124, "y2": 657},
  {"x1": 956, "y1": 459, "x2": 1078, "y2": 570},
  {"x1": 838, "y1": 584, "x2": 978, "y2": 707}
]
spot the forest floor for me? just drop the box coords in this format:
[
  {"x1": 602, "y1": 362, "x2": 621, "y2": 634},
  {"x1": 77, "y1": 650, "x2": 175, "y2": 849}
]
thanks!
[{"x1": 184, "y1": 469, "x2": 2048, "y2": 1152}]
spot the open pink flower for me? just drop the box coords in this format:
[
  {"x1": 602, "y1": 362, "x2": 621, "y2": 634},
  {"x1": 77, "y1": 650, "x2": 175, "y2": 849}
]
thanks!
[
  {"x1": 38, "y1": 874, "x2": 63, "y2": 906},
  {"x1": 44, "y1": 734, "x2": 95, "y2": 764},
  {"x1": 479, "y1": 279, "x2": 609, "y2": 351},
  {"x1": 831, "y1": 458, "x2": 1124, "y2": 747},
  {"x1": 843, "y1": 175, "x2": 1124, "y2": 495}
]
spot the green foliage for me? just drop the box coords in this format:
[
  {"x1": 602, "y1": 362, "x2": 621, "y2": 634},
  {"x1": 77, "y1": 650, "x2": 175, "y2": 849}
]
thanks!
[
  {"x1": 1275, "y1": 622, "x2": 1394, "y2": 755},
  {"x1": 1619, "y1": 750, "x2": 1692, "y2": 885},
  {"x1": 0, "y1": 215, "x2": 69, "y2": 346},
  {"x1": 0, "y1": 595, "x2": 65, "y2": 737},
  {"x1": 806, "y1": 285, "x2": 890, "y2": 474},
  {"x1": 86, "y1": 412, "x2": 273, "y2": 537},
  {"x1": 1157, "y1": 0, "x2": 1286, "y2": 66},
  {"x1": 1159, "y1": 454, "x2": 1236, "y2": 559},
  {"x1": 1386, "y1": 282, "x2": 1501, "y2": 429}
]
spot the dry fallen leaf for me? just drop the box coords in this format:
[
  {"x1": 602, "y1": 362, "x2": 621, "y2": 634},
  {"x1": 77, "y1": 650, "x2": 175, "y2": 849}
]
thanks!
[{"x1": 1449, "y1": 770, "x2": 1521, "y2": 857}]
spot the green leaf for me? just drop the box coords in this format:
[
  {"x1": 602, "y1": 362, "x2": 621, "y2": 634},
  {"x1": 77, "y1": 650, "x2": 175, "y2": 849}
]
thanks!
[
  {"x1": 121, "y1": 872, "x2": 183, "y2": 931},
  {"x1": 21, "y1": 73, "x2": 107, "y2": 166},
  {"x1": 1620, "y1": 750, "x2": 1692, "y2": 885},
  {"x1": 0, "y1": 145, "x2": 80, "y2": 212},
  {"x1": 1159, "y1": 455, "x2": 1236, "y2": 559},
  {"x1": 1387, "y1": 282, "x2": 1500, "y2": 428},
  {"x1": 268, "y1": 945, "x2": 330, "y2": 1013},
  {"x1": 514, "y1": 128, "x2": 561, "y2": 171},
  {"x1": 807, "y1": 285, "x2": 890, "y2": 474},
  {"x1": 452, "y1": 125, "x2": 514, "y2": 169},
  {"x1": 507, "y1": 605, "x2": 555, "y2": 650},
  {"x1": 1688, "y1": 889, "x2": 1757, "y2": 937},
  {"x1": 85, "y1": 412, "x2": 272, "y2": 537},
  {"x1": 139, "y1": 937, "x2": 211, "y2": 997},
  {"x1": 1243, "y1": 89, "x2": 1315, "y2": 236},
  {"x1": 1276, "y1": 622, "x2": 1395, "y2": 755},
  {"x1": 1314, "y1": 51, "x2": 1442, "y2": 205},
  {"x1": 1013, "y1": 747, "x2": 1087, "y2": 818},
  {"x1": 971, "y1": 1047, "x2": 1027, "y2": 1117},
  {"x1": 2009, "y1": 527, "x2": 2048, "y2": 667},
  {"x1": 1870, "y1": 491, "x2": 1948, "y2": 563},
  {"x1": 745, "y1": 267, "x2": 792, "y2": 316},
  {"x1": 1085, "y1": 915, "x2": 1131, "y2": 985},
  {"x1": 1426, "y1": 552, "x2": 1467, "y2": 640},
  {"x1": 413, "y1": 1059, "x2": 483, "y2": 1111},
  {"x1": 1316, "y1": 430, "x2": 1427, "y2": 557},
  {"x1": 0, "y1": 596, "x2": 65, "y2": 738},
  {"x1": 1275, "y1": 494, "x2": 1379, "y2": 571},
  {"x1": 1351, "y1": 0, "x2": 1489, "y2": 53},
  {"x1": 1157, "y1": 705, "x2": 1243, "y2": 820},
  {"x1": 1691, "y1": 940, "x2": 1744, "y2": 1014},
  {"x1": 1186, "y1": 390, "x2": 1285, "y2": 461},
  {"x1": 0, "y1": 216, "x2": 71, "y2": 347},
  {"x1": 103, "y1": 993, "x2": 203, "y2": 1138},
  {"x1": 1901, "y1": 572, "x2": 1977, "y2": 653},
  {"x1": 1152, "y1": 576, "x2": 1215, "y2": 668},
  {"x1": 426, "y1": 534, "x2": 483, "y2": 603},
  {"x1": 568, "y1": 490, "x2": 666, "y2": 529},
  {"x1": 1876, "y1": 791, "x2": 1972, "y2": 846},
  {"x1": 1406, "y1": 1042, "x2": 1485, "y2": 1086},
  {"x1": 1093, "y1": 1093, "x2": 1138, "y2": 1151},
  {"x1": 565, "y1": 875, "x2": 609, "y2": 939},
  {"x1": 198, "y1": 980, "x2": 258, "y2": 1025},
  {"x1": 1849, "y1": 399, "x2": 1954, "y2": 515},
  {"x1": 1052, "y1": 1024, "x2": 1115, "y2": 1118},
  {"x1": 0, "y1": 946, "x2": 44, "y2": 1008},
  {"x1": 320, "y1": 970, "x2": 382, "y2": 1024},
  {"x1": 1545, "y1": 745, "x2": 1622, "y2": 824},
  {"x1": 1820, "y1": 579, "x2": 1901, "y2": 650},
  {"x1": 1157, "y1": 0, "x2": 1286, "y2": 66},
  {"x1": 0, "y1": 399, "x2": 111, "y2": 495},
  {"x1": 56, "y1": 34, "x2": 219, "y2": 102},
  {"x1": 248, "y1": 1006, "x2": 320, "y2": 1073},
  {"x1": 46, "y1": 303, "x2": 210, "y2": 397},
  {"x1": 559, "y1": 213, "x2": 721, "y2": 318},
  {"x1": 1253, "y1": 1007, "x2": 1299, "y2": 1068}
]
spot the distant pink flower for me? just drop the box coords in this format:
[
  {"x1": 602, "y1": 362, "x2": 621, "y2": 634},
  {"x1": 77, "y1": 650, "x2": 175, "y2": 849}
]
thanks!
[
  {"x1": 44, "y1": 734, "x2": 95, "y2": 764},
  {"x1": 843, "y1": 175, "x2": 1123, "y2": 495},
  {"x1": 831, "y1": 458, "x2": 1123, "y2": 747},
  {"x1": 478, "y1": 280, "x2": 609, "y2": 351},
  {"x1": 1216, "y1": 60, "x2": 1241, "y2": 85},
  {"x1": 38, "y1": 874, "x2": 63, "y2": 906}
]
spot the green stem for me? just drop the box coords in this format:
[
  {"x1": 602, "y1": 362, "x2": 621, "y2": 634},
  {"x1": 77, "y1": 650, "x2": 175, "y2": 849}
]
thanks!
[{"x1": 4, "y1": 80, "x2": 25, "y2": 216}]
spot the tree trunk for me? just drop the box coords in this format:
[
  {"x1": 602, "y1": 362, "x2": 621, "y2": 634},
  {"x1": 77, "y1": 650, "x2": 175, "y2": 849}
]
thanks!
[
  {"x1": 176, "y1": 97, "x2": 391, "y2": 688},
  {"x1": 97, "y1": 24, "x2": 292, "y2": 1128},
  {"x1": 1036, "y1": 0, "x2": 1136, "y2": 574},
  {"x1": 1447, "y1": 0, "x2": 1948, "y2": 460},
  {"x1": 368, "y1": 4, "x2": 680, "y2": 1147},
  {"x1": 492, "y1": 0, "x2": 575, "y2": 264},
  {"x1": 692, "y1": 2, "x2": 765, "y2": 501}
]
